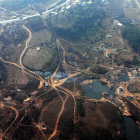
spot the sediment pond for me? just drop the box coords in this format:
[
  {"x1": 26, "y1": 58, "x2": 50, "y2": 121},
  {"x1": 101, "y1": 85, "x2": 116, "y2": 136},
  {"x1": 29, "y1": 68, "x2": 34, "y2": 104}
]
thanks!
[{"x1": 82, "y1": 81, "x2": 114, "y2": 99}]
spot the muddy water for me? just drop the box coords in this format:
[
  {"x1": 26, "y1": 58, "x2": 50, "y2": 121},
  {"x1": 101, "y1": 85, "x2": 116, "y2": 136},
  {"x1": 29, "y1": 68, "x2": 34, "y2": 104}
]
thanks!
[
  {"x1": 82, "y1": 81, "x2": 114, "y2": 99},
  {"x1": 118, "y1": 74, "x2": 130, "y2": 82},
  {"x1": 122, "y1": 116, "x2": 140, "y2": 140}
]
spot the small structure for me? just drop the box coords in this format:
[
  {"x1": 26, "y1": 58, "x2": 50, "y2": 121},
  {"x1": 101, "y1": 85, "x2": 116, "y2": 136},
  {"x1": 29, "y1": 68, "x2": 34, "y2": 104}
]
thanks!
[
  {"x1": 113, "y1": 20, "x2": 123, "y2": 27},
  {"x1": 106, "y1": 35, "x2": 112, "y2": 38},
  {"x1": 45, "y1": 83, "x2": 49, "y2": 87},
  {"x1": 23, "y1": 97, "x2": 31, "y2": 104},
  {"x1": 37, "y1": 47, "x2": 41, "y2": 51},
  {"x1": 115, "y1": 49, "x2": 118, "y2": 52},
  {"x1": 102, "y1": 44, "x2": 105, "y2": 47},
  {"x1": 18, "y1": 89, "x2": 21, "y2": 93}
]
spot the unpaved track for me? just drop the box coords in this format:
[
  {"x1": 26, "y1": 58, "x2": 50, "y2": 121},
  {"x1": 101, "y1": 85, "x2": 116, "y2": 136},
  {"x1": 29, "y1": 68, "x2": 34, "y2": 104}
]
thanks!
[
  {"x1": 1, "y1": 106, "x2": 19, "y2": 140},
  {"x1": 59, "y1": 86, "x2": 76, "y2": 124},
  {"x1": 56, "y1": 39, "x2": 80, "y2": 71},
  {"x1": 48, "y1": 88, "x2": 68, "y2": 140}
]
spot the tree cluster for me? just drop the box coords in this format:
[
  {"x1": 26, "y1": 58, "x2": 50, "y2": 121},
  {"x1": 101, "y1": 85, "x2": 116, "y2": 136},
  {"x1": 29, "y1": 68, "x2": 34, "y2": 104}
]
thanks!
[
  {"x1": 0, "y1": 60, "x2": 7, "y2": 81},
  {"x1": 76, "y1": 99, "x2": 85, "y2": 118},
  {"x1": 47, "y1": 2, "x2": 106, "y2": 41},
  {"x1": 122, "y1": 25, "x2": 140, "y2": 53}
]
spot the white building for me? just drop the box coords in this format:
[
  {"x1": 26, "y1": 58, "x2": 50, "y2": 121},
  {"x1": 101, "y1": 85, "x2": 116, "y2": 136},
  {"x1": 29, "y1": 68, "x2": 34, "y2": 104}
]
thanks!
[
  {"x1": 113, "y1": 20, "x2": 123, "y2": 27},
  {"x1": 37, "y1": 47, "x2": 41, "y2": 51}
]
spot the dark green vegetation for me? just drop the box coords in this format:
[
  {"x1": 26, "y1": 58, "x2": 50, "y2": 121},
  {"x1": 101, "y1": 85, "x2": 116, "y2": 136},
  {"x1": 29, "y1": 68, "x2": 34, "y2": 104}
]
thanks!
[
  {"x1": 114, "y1": 54, "x2": 140, "y2": 67},
  {"x1": 5, "y1": 25, "x2": 28, "y2": 44},
  {"x1": 20, "y1": 80, "x2": 40, "y2": 91},
  {"x1": 4, "y1": 91, "x2": 17, "y2": 98},
  {"x1": 122, "y1": 25, "x2": 140, "y2": 53},
  {"x1": 123, "y1": 57, "x2": 140, "y2": 67},
  {"x1": 25, "y1": 17, "x2": 46, "y2": 32},
  {"x1": 12, "y1": 126, "x2": 36, "y2": 140},
  {"x1": 76, "y1": 98, "x2": 85, "y2": 117},
  {"x1": 46, "y1": 0, "x2": 106, "y2": 41},
  {"x1": 0, "y1": 24, "x2": 28, "y2": 45},
  {"x1": 59, "y1": 118, "x2": 74, "y2": 140},
  {"x1": 91, "y1": 66, "x2": 108, "y2": 74},
  {"x1": 81, "y1": 72, "x2": 100, "y2": 80},
  {"x1": 0, "y1": 60, "x2": 7, "y2": 81}
]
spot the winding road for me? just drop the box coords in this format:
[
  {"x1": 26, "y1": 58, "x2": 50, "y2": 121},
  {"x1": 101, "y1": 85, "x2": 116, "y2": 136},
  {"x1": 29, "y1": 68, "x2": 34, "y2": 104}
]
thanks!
[
  {"x1": 0, "y1": 0, "x2": 72, "y2": 24},
  {"x1": 0, "y1": 1, "x2": 89, "y2": 139}
]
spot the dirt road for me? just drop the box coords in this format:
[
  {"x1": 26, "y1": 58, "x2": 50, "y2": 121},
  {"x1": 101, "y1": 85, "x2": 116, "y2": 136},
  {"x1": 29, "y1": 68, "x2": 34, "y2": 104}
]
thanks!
[{"x1": 1, "y1": 106, "x2": 19, "y2": 140}]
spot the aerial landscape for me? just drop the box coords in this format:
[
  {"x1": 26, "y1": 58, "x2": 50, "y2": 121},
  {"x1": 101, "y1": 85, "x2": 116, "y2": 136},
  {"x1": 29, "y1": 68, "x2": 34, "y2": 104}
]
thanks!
[{"x1": 1, "y1": 0, "x2": 140, "y2": 139}]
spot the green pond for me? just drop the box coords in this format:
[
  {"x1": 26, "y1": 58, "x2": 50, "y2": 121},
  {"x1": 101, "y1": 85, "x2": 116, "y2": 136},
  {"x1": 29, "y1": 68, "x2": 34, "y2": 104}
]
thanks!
[
  {"x1": 82, "y1": 81, "x2": 114, "y2": 99},
  {"x1": 117, "y1": 74, "x2": 130, "y2": 82}
]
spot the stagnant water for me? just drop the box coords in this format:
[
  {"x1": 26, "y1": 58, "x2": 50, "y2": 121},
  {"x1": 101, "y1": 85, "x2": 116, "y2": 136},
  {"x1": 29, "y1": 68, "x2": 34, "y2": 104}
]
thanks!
[
  {"x1": 82, "y1": 81, "x2": 114, "y2": 99},
  {"x1": 82, "y1": 80, "x2": 140, "y2": 139},
  {"x1": 117, "y1": 74, "x2": 130, "y2": 82},
  {"x1": 122, "y1": 116, "x2": 140, "y2": 140}
]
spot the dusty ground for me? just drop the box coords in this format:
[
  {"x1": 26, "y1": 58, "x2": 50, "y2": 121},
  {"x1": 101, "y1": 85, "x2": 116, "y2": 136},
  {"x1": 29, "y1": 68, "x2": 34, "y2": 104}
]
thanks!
[
  {"x1": 23, "y1": 47, "x2": 52, "y2": 70},
  {"x1": 41, "y1": 99, "x2": 62, "y2": 129},
  {"x1": 123, "y1": 0, "x2": 140, "y2": 21}
]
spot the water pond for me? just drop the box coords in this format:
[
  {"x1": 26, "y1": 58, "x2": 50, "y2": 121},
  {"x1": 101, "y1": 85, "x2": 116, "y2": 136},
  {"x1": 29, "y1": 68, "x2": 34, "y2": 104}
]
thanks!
[
  {"x1": 117, "y1": 74, "x2": 130, "y2": 82},
  {"x1": 122, "y1": 116, "x2": 140, "y2": 140},
  {"x1": 4, "y1": 103, "x2": 13, "y2": 106},
  {"x1": 82, "y1": 81, "x2": 114, "y2": 99}
]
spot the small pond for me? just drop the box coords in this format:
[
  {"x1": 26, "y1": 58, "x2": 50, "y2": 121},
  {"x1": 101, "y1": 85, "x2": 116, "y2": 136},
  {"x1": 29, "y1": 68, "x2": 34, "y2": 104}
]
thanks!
[
  {"x1": 82, "y1": 81, "x2": 115, "y2": 99},
  {"x1": 4, "y1": 103, "x2": 13, "y2": 106},
  {"x1": 117, "y1": 74, "x2": 130, "y2": 82}
]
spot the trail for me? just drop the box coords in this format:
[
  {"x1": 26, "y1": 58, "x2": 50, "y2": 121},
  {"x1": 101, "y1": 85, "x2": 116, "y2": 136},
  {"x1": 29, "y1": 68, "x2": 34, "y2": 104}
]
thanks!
[
  {"x1": 0, "y1": 56, "x2": 41, "y2": 81},
  {"x1": 0, "y1": 25, "x2": 47, "y2": 82},
  {"x1": 1, "y1": 106, "x2": 19, "y2": 139},
  {"x1": 119, "y1": 30, "x2": 124, "y2": 49},
  {"x1": 58, "y1": 86, "x2": 76, "y2": 124},
  {"x1": 39, "y1": 100, "x2": 55, "y2": 123},
  {"x1": 11, "y1": 109, "x2": 27, "y2": 139},
  {"x1": 19, "y1": 25, "x2": 49, "y2": 84},
  {"x1": 19, "y1": 25, "x2": 31, "y2": 69},
  {"x1": 48, "y1": 88, "x2": 68, "y2": 140},
  {"x1": 56, "y1": 39, "x2": 80, "y2": 71},
  {"x1": 18, "y1": 109, "x2": 27, "y2": 125}
]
